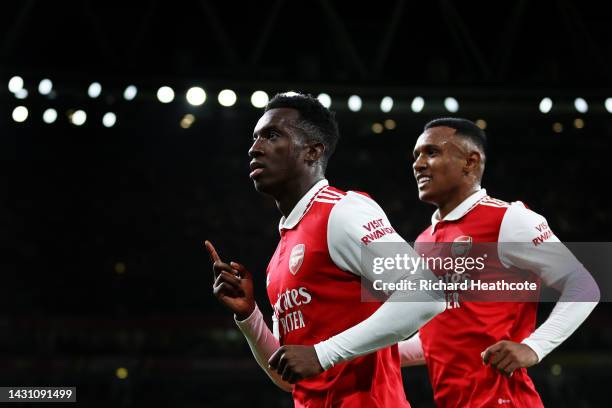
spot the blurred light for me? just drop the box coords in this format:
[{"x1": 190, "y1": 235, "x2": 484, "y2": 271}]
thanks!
[
  {"x1": 552, "y1": 122, "x2": 563, "y2": 133},
  {"x1": 605, "y1": 98, "x2": 612, "y2": 113},
  {"x1": 218, "y1": 89, "x2": 237, "y2": 107},
  {"x1": 88, "y1": 82, "x2": 102, "y2": 98},
  {"x1": 317, "y1": 93, "x2": 331, "y2": 108},
  {"x1": 8, "y1": 76, "x2": 24, "y2": 93},
  {"x1": 186, "y1": 87, "x2": 207, "y2": 106},
  {"x1": 281, "y1": 91, "x2": 299, "y2": 97},
  {"x1": 411, "y1": 96, "x2": 425, "y2": 113},
  {"x1": 14, "y1": 88, "x2": 28, "y2": 99},
  {"x1": 157, "y1": 86, "x2": 175, "y2": 103},
  {"x1": 114, "y1": 262, "x2": 126, "y2": 274},
  {"x1": 384, "y1": 119, "x2": 396, "y2": 130},
  {"x1": 116, "y1": 367, "x2": 128, "y2": 380},
  {"x1": 180, "y1": 114, "x2": 196, "y2": 129},
  {"x1": 573, "y1": 118, "x2": 584, "y2": 129},
  {"x1": 574, "y1": 97, "x2": 588, "y2": 113},
  {"x1": 42, "y1": 108, "x2": 58, "y2": 124},
  {"x1": 476, "y1": 119, "x2": 487, "y2": 130},
  {"x1": 71, "y1": 110, "x2": 87, "y2": 126},
  {"x1": 372, "y1": 123, "x2": 384, "y2": 134},
  {"x1": 12, "y1": 106, "x2": 28, "y2": 122},
  {"x1": 103, "y1": 112, "x2": 117, "y2": 128},
  {"x1": 539, "y1": 97, "x2": 552, "y2": 114},
  {"x1": 551, "y1": 364, "x2": 562, "y2": 376},
  {"x1": 444, "y1": 97, "x2": 459, "y2": 113},
  {"x1": 348, "y1": 95, "x2": 362, "y2": 112},
  {"x1": 250, "y1": 90, "x2": 269, "y2": 108},
  {"x1": 123, "y1": 85, "x2": 138, "y2": 101},
  {"x1": 380, "y1": 96, "x2": 393, "y2": 113},
  {"x1": 38, "y1": 79, "x2": 53, "y2": 95}
]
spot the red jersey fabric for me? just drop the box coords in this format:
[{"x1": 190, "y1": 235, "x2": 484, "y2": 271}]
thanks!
[
  {"x1": 266, "y1": 182, "x2": 409, "y2": 407},
  {"x1": 416, "y1": 193, "x2": 544, "y2": 408}
]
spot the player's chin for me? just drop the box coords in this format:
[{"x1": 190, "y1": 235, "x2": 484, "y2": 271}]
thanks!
[
  {"x1": 252, "y1": 178, "x2": 273, "y2": 194},
  {"x1": 417, "y1": 187, "x2": 436, "y2": 203}
]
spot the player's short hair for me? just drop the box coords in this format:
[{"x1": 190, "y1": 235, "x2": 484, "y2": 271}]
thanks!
[
  {"x1": 265, "y1": 92, "x2": 340, "y2": 170},
  {"x1": 424, "y1": 117, "x2": 487, "y2": 159}
]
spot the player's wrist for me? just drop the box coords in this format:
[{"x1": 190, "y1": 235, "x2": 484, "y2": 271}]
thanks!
[{"x1": 235, "y1": 303, "x2": 257, "y2": 322}]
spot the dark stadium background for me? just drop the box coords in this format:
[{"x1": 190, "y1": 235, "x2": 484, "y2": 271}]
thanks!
[{"x1": 2, "y1": 1, "x2": 611, "y2": 407}]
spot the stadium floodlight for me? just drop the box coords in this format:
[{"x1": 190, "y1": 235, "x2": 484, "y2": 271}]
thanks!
[
  {"x1": 251, "y1": 91, "x2": 269, "y2": 108},
  {"x1": 317, "y1": 93, "x2": 331, "y2": 108},
  {"x1": 348, "y1": 95, "x2": 362, "y2": 112},
  {"x1": 444, "y1": 97, "x2": 459, "y2": 113},
  {"x1": 12, "y1": 106, "x2": 28, "y2": 122},
  {"x1": 186, "y1": 87, "x2": 207, "y2": 106},
  {"x1": 8, "y1": 76, "x2": 24, "y2": 93},
  {"x1": 539, "y1": 97, "x2": 553, "y2": 114},
  {"x1": 574, "y1": 97, "x2": 588, "y2": 113},
  {"x1": 71, "y1": 110, "x2": 87, "y2": 126},
  {"x1": 123, "y1": 85, "x2": 138, "y2": 101},
  {"x1": 157, "y1": 86, "x2": 175, "y2": 103},
  {"x1": 411, "y1": 96, "x2": 425, "y2": 113},
  {"x1": 218, "y1": 89, "x2": 237, "y2": 107},
  {"x1": 103, "y1": 112, "x2": 117, "y2": 128},
  {"x1": 88, "y1": 82, "x2": 102, "y2": 98},
  {"x1": 38, "y1": 79, "x2": 53, "y2": 95},
  {"x1": 42, "y1": 108, "x2": 58, "y2": 124},
  {"x1": 14, "y1": 88, "x2": 28, "y2": 99},
  {"x1": 380, "y1": 96, "x2": 393, "y2": 113}
]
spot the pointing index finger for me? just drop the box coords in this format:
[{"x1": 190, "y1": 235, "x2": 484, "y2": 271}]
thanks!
[{"x1": 204, "y1": 240, "x2": 222, "y2": 263}]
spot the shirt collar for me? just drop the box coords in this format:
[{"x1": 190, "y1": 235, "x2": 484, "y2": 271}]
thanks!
[
  {"x1": 278, "y1": 179, "x2": 329, "y2": 231},
  {"x1": 431, "y1": 188, "x2": 487, "y2": 231}
]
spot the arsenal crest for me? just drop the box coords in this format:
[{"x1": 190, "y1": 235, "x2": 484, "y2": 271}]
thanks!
[
  {"x1": 289, "y1": 244, "x2": 305, "y2": 275},
  {"x1": 451, "y1": 235, "x2": 472, "y2": 257}
]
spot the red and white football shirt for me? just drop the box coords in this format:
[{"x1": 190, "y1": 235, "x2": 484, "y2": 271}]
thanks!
[
  {"x1": 266, "y1": 179, "x2": 410, "y2": 408},
  {"x1": 415, "y1": 189, "x2": 556, "y2": 408}
]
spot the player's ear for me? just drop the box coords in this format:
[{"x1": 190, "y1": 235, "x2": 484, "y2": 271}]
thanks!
[
  {"x1": 464, "y1": 151, "x2": 482, "y2": 175},
  {"x1": 305, "y1": 142, "x2": 325, "y2": 164}
]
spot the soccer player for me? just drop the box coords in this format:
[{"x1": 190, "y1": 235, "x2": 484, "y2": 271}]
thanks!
[
  {"x1": 398, "y1": 118, "x2": 599, "y2": 407},
  {"x1": 206, "y1": 93, "x2": 444, "y2": 407}
]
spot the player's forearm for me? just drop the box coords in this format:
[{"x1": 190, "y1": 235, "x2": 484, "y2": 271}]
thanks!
[
  {"x1": 522, "y1": 264, "x2": 599, "y2": 361},
  {"x1": 522, "y1": 300, "x2": 598, "y2": 362},
  {"x1": 398, "y1": 333, "x2": 426, "y2": 367},
  {"x1": 314, "y1": 299, "x2": 445, "y2": 370},
  {"x1": 235, "y1": 305, "x2": 293, "y2": 392}
]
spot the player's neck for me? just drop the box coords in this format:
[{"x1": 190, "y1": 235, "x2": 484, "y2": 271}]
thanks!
[
  {"x1": 276, "y1": 176, "x2": 325, "y2": 217},
  {"x1": 437, "y1": 185, "x2": 480, "y2": 219}
]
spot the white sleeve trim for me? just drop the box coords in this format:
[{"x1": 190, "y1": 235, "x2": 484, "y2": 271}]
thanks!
[{"x1": 234, "y1": 305, "x2": 293, "y2": 392}]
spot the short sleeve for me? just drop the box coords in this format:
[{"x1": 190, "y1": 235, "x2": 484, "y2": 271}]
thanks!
[
  {"x1": 327, "y1": 191, "x2": 406, "y2": 281},
  {"x1": 498, "y1": 202, "x2": 580, "y2": 287}
]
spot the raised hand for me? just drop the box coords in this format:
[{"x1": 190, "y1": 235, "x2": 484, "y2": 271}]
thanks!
[{"x1": 205, "y1": 240, "x2": 255, "y2": 320}]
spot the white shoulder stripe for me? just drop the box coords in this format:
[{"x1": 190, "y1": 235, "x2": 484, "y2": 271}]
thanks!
[
  {"x1": 315, "y1": 198, "x2": 340, "y2": 204},
  {"x1": 318, "y1": 193, "x2": 343, "y2": 200},
  {"x1": 321, "y1": 186, "x2": 344, "y2": 197}
]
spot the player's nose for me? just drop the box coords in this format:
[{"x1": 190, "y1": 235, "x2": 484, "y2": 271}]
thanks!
[
  {"x1": 413, "y1": 155, "x2": 426, "y2": 172},
  {"x1": 248, "y1": 137, "x2": 264, "y2": 158}
]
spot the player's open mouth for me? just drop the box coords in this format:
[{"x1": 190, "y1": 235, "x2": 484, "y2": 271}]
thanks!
[
  {"x1": 250, "y1": 168, "x2": 264, "y2": 179},
  {"x1": 249, "y1": 161, "x2": 265, "y2": 179},
  {"x1": 417, "y1": 176, "x2": 432, "y2": 187}
]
